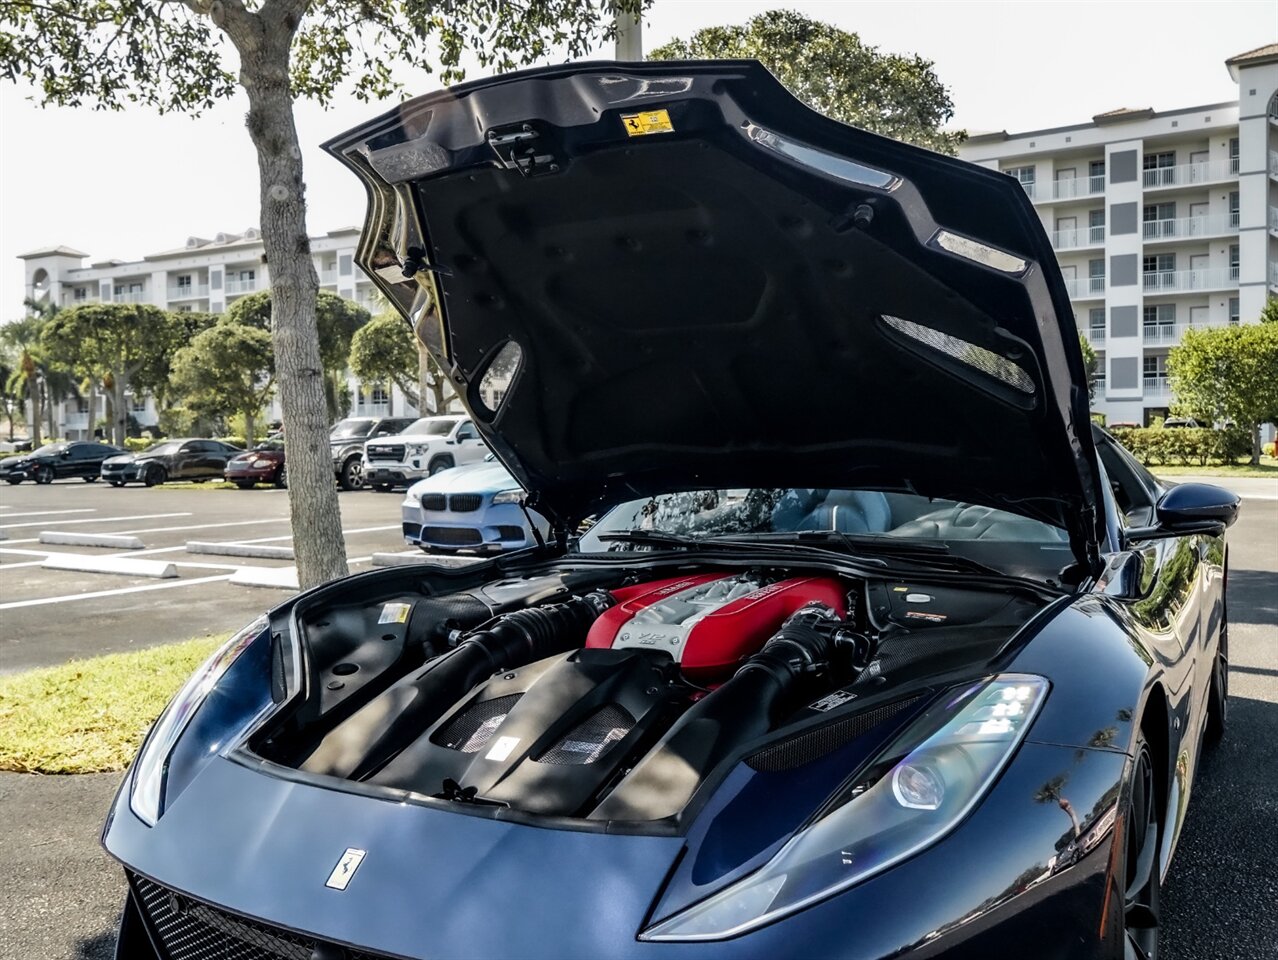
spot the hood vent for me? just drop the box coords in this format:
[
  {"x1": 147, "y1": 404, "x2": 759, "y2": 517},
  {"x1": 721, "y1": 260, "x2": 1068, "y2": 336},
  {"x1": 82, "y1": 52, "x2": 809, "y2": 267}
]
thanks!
[
  {"x1": 434, "y1": 694, "x2": 523, "y2": 753},
  {"x1": 538, "y1": 704, "x2": 634, "y2": 766}
]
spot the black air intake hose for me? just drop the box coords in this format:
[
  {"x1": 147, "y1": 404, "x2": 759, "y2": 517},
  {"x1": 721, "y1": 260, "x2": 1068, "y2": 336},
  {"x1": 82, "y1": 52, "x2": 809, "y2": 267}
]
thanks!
[
  {"x1": 591, "y1": 605, "x2": 875, "y2": 822},
  {"x1": 302, "y1": 591, "x2": 614, "y2": 779}
]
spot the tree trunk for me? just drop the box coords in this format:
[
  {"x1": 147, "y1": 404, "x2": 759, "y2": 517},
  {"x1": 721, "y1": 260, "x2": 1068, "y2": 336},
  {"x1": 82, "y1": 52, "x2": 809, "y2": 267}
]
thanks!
[
  {"x1": 26, "y1": 367, "x2": 41, "y2": 448},
  {"x1": 1252, "y1": 424, "x2": 1262, "y2": 466},
  {"x1": 112, "y1": 373, "x2": 128, "y2": 445},
  {"x1": 45, "y1": 381, "x2": 56, "y2": 441},
  {"x1": 87, "y1": 378, "x2": 98, "y2": 439},
  {"x1": 238, "y1": 21, "x2": 348, "y2": 588},
  {"x1": 244, "y1": 408, "x2": 256, "y2": 449}
]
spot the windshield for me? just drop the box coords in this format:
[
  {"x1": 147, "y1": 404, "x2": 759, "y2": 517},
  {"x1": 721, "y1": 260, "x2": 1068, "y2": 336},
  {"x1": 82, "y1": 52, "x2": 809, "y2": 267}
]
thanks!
[
  {"x1": 405, "y1": 418, "x2": 456, "y2": 436},
  {"x1": 254, "y1": 440, "x2": 283, "y2": 452},
  {"x1": 142, "y1": 442, "x2": 181, "y2": 457},
  {"x1": 330, "y1": 419, "x2": 376, "y2": 440},
  {"x1": 577, "y1": 489, "x2": 1072, "y2": 580},
  {"x1": 32, "y1": 442, "x2": 67, "y2": 456}
]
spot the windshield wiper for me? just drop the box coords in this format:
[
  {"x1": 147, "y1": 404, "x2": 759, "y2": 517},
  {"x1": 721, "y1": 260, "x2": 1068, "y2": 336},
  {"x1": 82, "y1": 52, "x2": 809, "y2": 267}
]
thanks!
[
  {"x1": 716, "y1": 531, "x2": 1014, "y2": 578},
  {"x1": 595, "y1": 530, "x2": 727, "y2": 551}
]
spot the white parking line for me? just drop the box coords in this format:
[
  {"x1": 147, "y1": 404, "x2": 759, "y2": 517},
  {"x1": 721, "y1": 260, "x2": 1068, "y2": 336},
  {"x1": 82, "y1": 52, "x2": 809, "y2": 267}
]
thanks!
[
  {"x1": 0, "y1": 508, "x2": 97, "y2": 519},
  {"x1": 0, "y1": 574, "x2": 235, "y2": 610},
  {"x1": 0, "y1": 512, "x2": 190, "y2": 530}
]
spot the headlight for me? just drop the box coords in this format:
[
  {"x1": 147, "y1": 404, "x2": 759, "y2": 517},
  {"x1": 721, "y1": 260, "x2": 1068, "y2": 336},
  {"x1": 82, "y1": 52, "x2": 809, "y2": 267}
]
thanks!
[
  {"x1": 491, "y1": 489, "x2": 524, "y2": 505},
  {"x1": 251, "y1": 458, "x2": 273, "y2": 468},
  {"x1": 407, "y1": 443, "x2": 430, "y2": 457},
  {"x1": 642, "y1": 674, "x2": 1049, "y2": 941},
  {"x1": 130, "y1": 616, "x2": 277, "y2": 825}
]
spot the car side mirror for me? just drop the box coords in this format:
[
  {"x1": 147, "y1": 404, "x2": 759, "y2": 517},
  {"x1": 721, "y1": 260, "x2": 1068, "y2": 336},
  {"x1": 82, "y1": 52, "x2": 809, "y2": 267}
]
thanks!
[
  {"x1": 1124, "y1": 482, "x2": 1240, "y2": 544},
  {"x1": 60, "y1": 451, "x2": 71, "y2": 459}
]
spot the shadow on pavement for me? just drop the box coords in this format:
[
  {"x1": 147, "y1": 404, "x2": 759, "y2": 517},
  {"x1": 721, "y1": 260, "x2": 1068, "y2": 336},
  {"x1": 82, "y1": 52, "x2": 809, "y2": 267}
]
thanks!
[
  {"x1": 1227, "y1": 569, "x2": 1278, "y2": 626},
  {"x1": 72, "y1": 931, "x2": 118, "y2": 960},
  {"x1": 1161, "y1": 695, "x2": 1278, "y2": 960}
]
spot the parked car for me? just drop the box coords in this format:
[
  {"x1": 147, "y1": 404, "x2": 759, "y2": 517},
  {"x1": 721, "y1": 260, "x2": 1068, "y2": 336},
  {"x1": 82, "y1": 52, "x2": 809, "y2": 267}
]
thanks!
[
  {"x1": 105, "y1": 62, "x2": 1239, "y2": 960},
  {"x1": 223, "y1": 439, "x2": 287, "y2": 489},
  {"x1": 365, "y1": 414, "x2": 489, "y2": 491},
  {"x1": 1162, "y1": 417, "x2": 1201, "y2": 429},
  {"x1": 329, "y1": 416, "x2": 418, "y2": 490},
  {"x1": 101, "y1": 438, "x2": 243, "y2": 487},
  {"x1": 401, "y1": 454, "x2": 548, "y2": 551},
  {"x1": 2, "y1": 440, "x2": 124, "y2": 484}
]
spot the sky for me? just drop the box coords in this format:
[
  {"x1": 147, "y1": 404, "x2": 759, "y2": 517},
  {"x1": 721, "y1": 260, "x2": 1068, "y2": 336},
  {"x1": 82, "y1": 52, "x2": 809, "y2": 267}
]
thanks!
[{"x1": 1, "y1": 0, "x2": 1273, "y2": 312}]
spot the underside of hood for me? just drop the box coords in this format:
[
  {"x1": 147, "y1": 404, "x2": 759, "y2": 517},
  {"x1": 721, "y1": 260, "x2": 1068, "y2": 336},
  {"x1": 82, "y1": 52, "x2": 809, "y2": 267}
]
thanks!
[{"x1": 323, "y1": 60, "x2": 1105, "y2": 571}]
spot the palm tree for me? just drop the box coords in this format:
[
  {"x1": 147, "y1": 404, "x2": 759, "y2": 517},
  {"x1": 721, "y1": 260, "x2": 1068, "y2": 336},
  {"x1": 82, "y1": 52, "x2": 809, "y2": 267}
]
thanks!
[{"x1": 0, "y1": 314, "x2": 46, "y2": 446}]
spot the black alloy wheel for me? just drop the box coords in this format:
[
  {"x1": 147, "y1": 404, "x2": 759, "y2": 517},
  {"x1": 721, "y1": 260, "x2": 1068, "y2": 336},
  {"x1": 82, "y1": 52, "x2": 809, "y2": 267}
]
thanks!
[
  {"x1": 144, "y1": 465, "x2": 167, "y2": 487},
  {"x1": 34, "y1": 465, "x2": 54, "y2": 484},
  {"x1": 1122, "y1": 734, "x2": 1162, "y2": 960}
]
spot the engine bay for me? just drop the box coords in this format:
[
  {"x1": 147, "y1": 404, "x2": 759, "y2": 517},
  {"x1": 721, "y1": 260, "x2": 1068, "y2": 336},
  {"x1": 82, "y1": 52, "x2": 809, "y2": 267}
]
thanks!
[{"x1": 253, "y1": 565, "x2": 1043, "y2": 823}]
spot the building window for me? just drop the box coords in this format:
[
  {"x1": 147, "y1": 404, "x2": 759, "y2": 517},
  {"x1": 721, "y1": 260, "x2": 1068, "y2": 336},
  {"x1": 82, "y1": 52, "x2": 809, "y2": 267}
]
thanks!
[
  {"x1": 176, "y1": 274, "x2": 192, "y2": 290},
  {"x1": 239, "y1": 269, "x2": 255, "y2": 282},
  {"x1": 1005, "y1": 165, "x2": 1036, "y2": 198},
  {"x1": 1142, "y1": 151, "x2": 1175, "y2": 170},
  {"x1": 174, "y1": 304, "x2": 193, "y2": 313},
  {"x1": 73, "y1": 287, "x2": 86, "y2": 301},
  {"x1": 1228, "y1": 138, "x2": 1239, "y2": 174},
  {"x1": 1088, "y1": 307, "x2": 1105, "y2": 342},
  {"x1": 1143, "y1": 304, "x2": 1175, "y2": 326},
  {"x1": 1229, "y1": 244, "x2": 1239, "y2": 279},
  {"x1": 1228, "y1": 297, "x2": 1240, "y2": 325},
  {"x1": 1143, "y1": 253, "x2": 1175, "y2": 273},
  {"x1": 1088, "y1": 159, "x2": 1105, "y2": 192},
  {"x1": 1088, "y1": 208, "x2": 1105, "y2": 242},
  {"x1": 370, "y1": 383, "x2": 389, "y2": 406},
  {"x1": 1142, "y1": 151, "x2": 1176, "y2": 188},
  {"x1": 1142, "y1": 202, "x2": 1176, "y2": 238},
  {"x1": 131, "y1": 394, "x2": 148, "y2": 413},
  {"x1": 1228, "y1": 191, "x2": 1239, "y2": 228},
  {"x1": 1088, "y1": 259, "x2": 1105, "y2": 293}
]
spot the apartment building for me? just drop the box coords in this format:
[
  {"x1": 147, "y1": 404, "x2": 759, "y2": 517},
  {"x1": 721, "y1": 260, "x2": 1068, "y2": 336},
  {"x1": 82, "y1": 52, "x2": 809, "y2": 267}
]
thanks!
[
  {"x1": 958, "y1": 44, "x2": 1277, "y2": 425},
  {"x1": 18, "y1": 227, "x2": 408, "y2": 439}
]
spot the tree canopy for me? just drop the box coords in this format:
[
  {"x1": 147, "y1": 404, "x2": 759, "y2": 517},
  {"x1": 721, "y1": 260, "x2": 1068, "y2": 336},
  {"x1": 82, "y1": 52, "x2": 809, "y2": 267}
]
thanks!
[
  {"x1": 650, "y1": 9, "x2": 963, "y2": 154},
  {"x1": 171, "y1": 320, "x2": 276, "y2": 444},
  {"x1": 1168, "y1": 322, "x2": 1278, "y2": 463},
  {"x1": 227, "y1": 289, "x2": 370, "y2": 373},
  {"x1": 349, "y1": 313, "x2": 423, "y2": 408}
]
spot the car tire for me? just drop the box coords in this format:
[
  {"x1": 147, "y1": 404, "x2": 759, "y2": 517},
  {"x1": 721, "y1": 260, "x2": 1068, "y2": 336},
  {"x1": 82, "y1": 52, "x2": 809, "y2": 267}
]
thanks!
[
  {"x1": 34, "y1": 465, "x2": 54, "y2": 485},
  {"x1": 83, "y1": 475, "x2": 99, "y2": 483},
  {"x1": 235, "y1": 480, "x2": 256, "y2": 490},
  {"x1": 1120, "y1": 730, "x2": 1162, "y2": 960},
  {"x1": 1206, "y1": 573, "x2": 1228, "y2": 745},
  {"x1": 274, "y1": 465, "x2": 287, "y2": 489},
  {"x1": 109, "y1": 480, "x2": 125, "y2": 488},
  {"x1": 340, "y1": 457, "x2": 364, "y2": 491},
  {"x1": 372, "y1": 482, "x2": 392, "y2": 493},
  {"x1": 428, "y1": 455, "x2": 454, "y2": 476},
  {"x1": 6, "y1": 477, "x2": 21, "y2": 485},
  {"x1": 143, "y1": 465, "x2": 167, "y2": 487}
]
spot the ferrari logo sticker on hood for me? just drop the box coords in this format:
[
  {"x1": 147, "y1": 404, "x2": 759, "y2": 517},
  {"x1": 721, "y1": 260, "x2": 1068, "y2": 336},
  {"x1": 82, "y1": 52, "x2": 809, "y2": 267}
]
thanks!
[
  {"x1": 325, "y1": 848, "x2": 366, "y2": 890},
  {"x1": 621, "y1": 108, "x2": 673, "y2": 136}
]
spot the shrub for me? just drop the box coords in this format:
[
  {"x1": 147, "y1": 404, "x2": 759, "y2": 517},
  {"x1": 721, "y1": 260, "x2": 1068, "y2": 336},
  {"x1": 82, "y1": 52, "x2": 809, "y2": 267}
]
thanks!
[
  {"x1": 1111, "y1": 426, "x2": 1251, "y2": 466},
  {"x1": 123, "y1": 437, "x2": 152, "y2": 452}
]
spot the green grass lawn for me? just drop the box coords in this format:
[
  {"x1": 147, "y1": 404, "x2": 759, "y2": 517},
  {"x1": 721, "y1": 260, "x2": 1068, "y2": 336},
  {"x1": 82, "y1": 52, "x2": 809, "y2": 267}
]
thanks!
[
  {"x1": 0, "y1": 635, "x2": 226, "y2": 774},
  {"x1": 1150, "y1": 457, "x2": 1278, "y2": 478}
]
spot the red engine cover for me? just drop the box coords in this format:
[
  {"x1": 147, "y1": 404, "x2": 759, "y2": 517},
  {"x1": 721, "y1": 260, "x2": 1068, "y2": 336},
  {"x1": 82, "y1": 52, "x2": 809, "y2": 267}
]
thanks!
[{"x1": 586, "y1": 572, "x2": 846, "y2": 680}]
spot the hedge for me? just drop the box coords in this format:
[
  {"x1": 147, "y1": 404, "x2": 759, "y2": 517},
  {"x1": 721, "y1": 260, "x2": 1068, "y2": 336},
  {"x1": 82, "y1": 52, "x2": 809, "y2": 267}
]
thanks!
[{"x1": 1111, "y1": 427, "x2": 1251, "y2": 466}]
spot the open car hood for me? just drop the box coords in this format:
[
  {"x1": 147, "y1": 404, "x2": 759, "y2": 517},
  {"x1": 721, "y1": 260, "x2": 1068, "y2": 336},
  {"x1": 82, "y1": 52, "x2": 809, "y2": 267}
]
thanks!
[{"x1": 324, "y1": 60, "x2": 1105, "y2": 572}]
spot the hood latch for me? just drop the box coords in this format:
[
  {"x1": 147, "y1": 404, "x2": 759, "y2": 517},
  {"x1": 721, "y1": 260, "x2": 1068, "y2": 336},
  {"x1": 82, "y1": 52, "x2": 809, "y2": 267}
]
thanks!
[{"x1": 486, "y1": 123, "x2": 562, "y2": 178}]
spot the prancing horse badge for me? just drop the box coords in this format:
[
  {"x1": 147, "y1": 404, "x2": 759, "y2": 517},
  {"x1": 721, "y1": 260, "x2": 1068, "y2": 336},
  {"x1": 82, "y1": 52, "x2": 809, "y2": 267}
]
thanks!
[{"x1": 325, "y1": 848, "x2": 366, "y2": 890}]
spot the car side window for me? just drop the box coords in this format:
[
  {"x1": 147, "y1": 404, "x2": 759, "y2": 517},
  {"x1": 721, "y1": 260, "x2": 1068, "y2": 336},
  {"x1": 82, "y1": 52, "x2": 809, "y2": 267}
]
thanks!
[
  {"x1": 455, "y1": 421, "x2": 478, "y2": 441},
  {"x1": 1096, "y1": 437, "x2": 1157, "y2": 526}
]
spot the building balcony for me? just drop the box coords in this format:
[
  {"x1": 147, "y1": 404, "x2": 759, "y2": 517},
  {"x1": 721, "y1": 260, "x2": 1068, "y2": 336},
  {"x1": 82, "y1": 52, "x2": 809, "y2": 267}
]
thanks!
[
  {"x1": 1017, "y1": 180, "x2": 1036, "y2": 200},
  {"x1": 61, "y1": 293, "x2": 100, "y2": 307},
  {"x1": 167, "y1": 284, "x2": 210, "y2": 300},
  {"x1": 63, "y1": 413, "x2": 89, "y2": 430},
  {"x1": 1144, "y1": 375, "x2": 1171, "y2": 399},
  {"x1": 1270, "y1": 262, "x2": 1278, "y2": 291},
  {"x1": 1141, "y1": 215, "x2": 1238, "y2": 243},
  {"x1": 1093, "y1": 376, "x2": 1106, "y2": 397},
  {"x1": 1084, "y1": 327, "x2": 1106, "y2": 346},
  {"x1": 1142, "y1": 321, "x2": 1229, "y2": 346},
  {"x1": 112, "y1": 291, "x2": 147, "y2": 303},
  {"x1": 1141, "y1": 267, "x2": 1239, "y2": 294},
  {"x1": 1064, "y1": 276, "x2": 1105, "y2": 299},
  {"x1": 319, "y1": 269, "x2": 338, "y2": 284},
  {"x1": 1039, "y1": 174, "x2": 1105, "y2": 203},
  {"x1": 1270, "y1": 206, "x2": 1278, "y2": 234},
  {"x1": 225, "y1": 278, "x2": 257, "y2": 294},
  {"x1": 1052, "y1": 225, "x2": 1105, "y2": 250},
  {"x1": 1271, "y1": 150, "x2": 1278, "y2": 176},
  {"x1": 1142, "y1": 160, "x2": 1235, "y2": 190}
]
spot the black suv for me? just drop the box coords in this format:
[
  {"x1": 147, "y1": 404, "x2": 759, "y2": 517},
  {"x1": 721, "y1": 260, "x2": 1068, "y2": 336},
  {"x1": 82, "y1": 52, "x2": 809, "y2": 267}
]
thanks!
[
  {"x1": 329, "y1": 416, "x2": 417, "y2": 490},
  {"x1": 1, "y1": 441, "x2": 126, "y2": 484}
]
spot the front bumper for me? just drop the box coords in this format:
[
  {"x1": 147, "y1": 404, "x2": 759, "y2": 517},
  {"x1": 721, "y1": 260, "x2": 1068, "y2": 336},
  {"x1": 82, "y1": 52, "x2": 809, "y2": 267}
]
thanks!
[
  {"x1": 224, "y1": 464, "x2": 276, "y2": 482},
  {"x1": 104, "y1": 733, "x2": 1130, "y2": 959},
  {"x1": 401, "y1": 500, "x2": 532, "y2": 552},
  {"x1": 101, "y1": 463, "x2": 140, "y2": 482},
  {"x1": 367, "y1": 464, "x2": 427, "y2": 487}
]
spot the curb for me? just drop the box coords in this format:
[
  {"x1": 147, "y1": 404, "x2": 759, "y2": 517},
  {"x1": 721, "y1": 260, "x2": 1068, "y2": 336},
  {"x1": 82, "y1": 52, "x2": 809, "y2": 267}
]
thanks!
[
  {"x1": 42, "y1": 554, "x2": 178, "y2": 578},
  {"x1": 228, "y1": 566, "x2": 300, "y2": 590},
  {"x1": 371, "y1": 552, "x2": 479, "y2": 568},
  {"x1": 186, "y1": 541, "x2": 295, "y2": 560},
  {"x1": 38, "y1": 531, "x2": 145, "y2": 549}
]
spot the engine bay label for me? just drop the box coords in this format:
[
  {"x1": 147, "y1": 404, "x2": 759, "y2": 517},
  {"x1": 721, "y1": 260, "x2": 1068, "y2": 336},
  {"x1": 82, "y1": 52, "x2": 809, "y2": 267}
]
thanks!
[
  {"x1": 378, "y1": 602, "x2": 412, "y2": 624},
  {"x1": 621, "y1": 108, "x2": 674, "y2": 136},
  {"x1": 485, "y1": 736, "x2": 521, "y2": 762},
  {"x1": 809, "y1": 689, "x2": 858, "y2": 712}
]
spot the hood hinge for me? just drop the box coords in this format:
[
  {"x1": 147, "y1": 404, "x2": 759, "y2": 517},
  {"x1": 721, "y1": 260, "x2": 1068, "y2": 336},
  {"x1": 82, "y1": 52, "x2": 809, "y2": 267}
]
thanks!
[{"x1": 486, "y1": 123, "x2": 562, "y2": 178}]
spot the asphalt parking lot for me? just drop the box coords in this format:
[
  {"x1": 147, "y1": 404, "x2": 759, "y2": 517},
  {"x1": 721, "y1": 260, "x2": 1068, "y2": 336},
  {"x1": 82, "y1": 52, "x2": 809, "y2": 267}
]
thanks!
[
  {"x1": 0, "y1": 477, "x2": 1274, "y2": 959},
  {"x1": 0, "y1": 479, "x2": 425, "y2": 673}
]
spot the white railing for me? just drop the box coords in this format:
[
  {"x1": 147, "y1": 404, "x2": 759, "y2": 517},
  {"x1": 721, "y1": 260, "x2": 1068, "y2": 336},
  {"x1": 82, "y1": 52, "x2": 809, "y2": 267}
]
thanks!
[
  {"x1": 1142, "y1": 160, "x2": 1235, "y2": 189},
  {"x1": 1141, "y1": 215, "x2": 1238, "y2": 241},
  {"x1": 1047, "y1": 174, "x2": 1105, "y2": 201},
  {"x1": 1064, "y1": 277, "x2": 1105, "y2": 298},
  {"x1": 225, "y1": 278, "x2": 257, "y2": 294},
  {"x1": 61, "y1": 293, "x2": 99, "y2": 306},
  {"x1": 1271, "y1": 206, "x2": 1278, "y2": 232},
  {"x1": 112, "y1": 291, "x2": 146, "y2": 303},
  {"x1": 1229, "y1": 156, "x2": 1239, "y2": 175},
  {"x1": 1142, "y1": 322, "x2": 1228, "y2": 346},
  {"x1": 1085, "y1": 328, "x2": 1106, "y2": 345},
  {"x1": 1093, "y1": 376, "x2": 1106, "y2": 396},
  {"x1": 1142, "y1": 267, "x2": 1239, "y2": 293},
  {"x1": 166, "y1": 284, "x2": 209, "y2": 300},
  {"x1": 1270, "y1": 263, "x2": 1278, "y2": 288},
  {"x1": 1270, "y1": 150, "x2": 1278, "y2": 175},
  {"x1": 1017, "y1": 180, "x2": 1036, "y2": 200},
  {"x1": 320, "y1": 269, "x2": 338, "y2": 284},
  {"x1": 1144, "y1": 375, "x2": 1170, "y2": 398},
  {"x1": 1052, "y1": 225, "x2": 1105, "y2": 250}
]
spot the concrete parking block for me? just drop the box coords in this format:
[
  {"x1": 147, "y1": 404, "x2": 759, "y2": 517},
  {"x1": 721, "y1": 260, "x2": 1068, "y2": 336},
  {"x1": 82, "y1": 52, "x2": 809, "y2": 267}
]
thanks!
[
  {"x1": 38, "y1": 530, "x2": 145, "y2": 550},
  {"x1": 42, "y1": 554, "x2": 178, "y2": 579},
  {"x1": 229, "y1": 565, "x2": 301, "y2": 590},
  {"x1": 186, "y1": 540, "x2": 295, "y2": 560},
  {"x1": 371, "y1": 551, "x2": 479, "y2": 568}
]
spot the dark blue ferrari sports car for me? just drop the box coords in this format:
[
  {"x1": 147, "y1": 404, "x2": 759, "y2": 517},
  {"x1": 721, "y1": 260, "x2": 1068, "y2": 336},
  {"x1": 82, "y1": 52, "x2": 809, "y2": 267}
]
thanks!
[{"x1": 104, "y1": 60, "x2": 1240, "y2": 960}]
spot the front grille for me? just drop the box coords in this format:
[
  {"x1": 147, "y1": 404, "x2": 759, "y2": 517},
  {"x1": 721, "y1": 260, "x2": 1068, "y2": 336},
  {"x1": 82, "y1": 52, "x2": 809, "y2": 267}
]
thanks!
[
  {"x1": 420, "y1": 526, "x2": 482, "y2": 546},
  {"x1": 419, "y1": 494, "x2": 446, "y2": 511},
  {"x1": 448, "y1": 494, "x2": 482, "y2": 512},
  {"x1": 745, "y1": 696, "x2": 923, "y2": 773},
  {"x1": 539, "y1": 704, "x2": 634, "y2": 766},
  {"x1": 434, "y1": 693, "x2": 523, "y2": 752},
  {"x1": 129, "y1": 873, "x2": 388, "y2": 960},
  {"x1": 366, "y1": 444, "x2": 405, "y2": 461},
  {"x1": 495, "y1": 526, "x2": 526, "y2": 542}
]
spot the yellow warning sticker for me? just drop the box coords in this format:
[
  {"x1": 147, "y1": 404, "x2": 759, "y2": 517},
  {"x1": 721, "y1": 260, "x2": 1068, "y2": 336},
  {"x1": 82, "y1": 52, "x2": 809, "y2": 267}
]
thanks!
[
  {"x1": 378, "y1": 602, "x2": 412, "y2": 625},
  {"x1": 621, "y1": 108, "x2": 674, "y2": 137}
]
